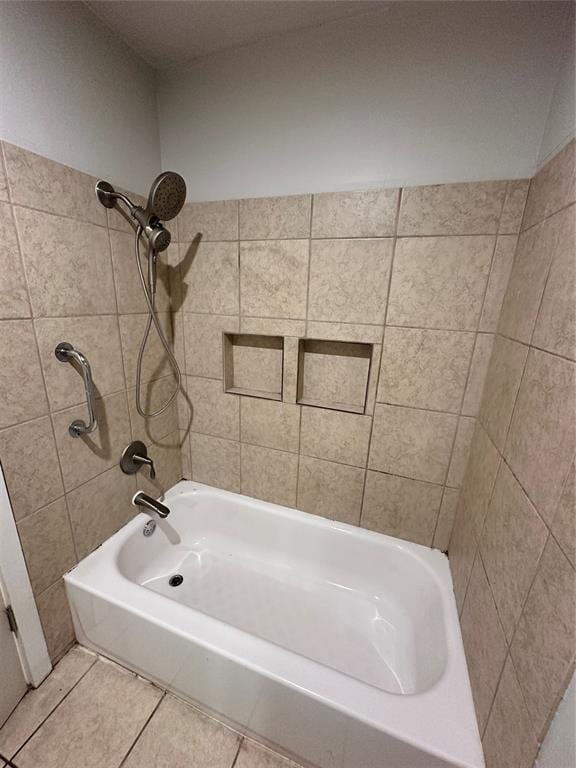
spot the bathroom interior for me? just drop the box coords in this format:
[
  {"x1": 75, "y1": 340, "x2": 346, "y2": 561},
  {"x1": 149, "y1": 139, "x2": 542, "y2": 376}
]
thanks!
[{"x1": 0, "y1": 1, "x2": 574, "y2": 767}]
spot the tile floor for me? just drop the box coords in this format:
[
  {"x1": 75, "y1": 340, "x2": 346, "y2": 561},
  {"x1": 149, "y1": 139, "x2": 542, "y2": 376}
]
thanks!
[{"x1": 0, "y1": 645, "x2": 304, "y2": 768}]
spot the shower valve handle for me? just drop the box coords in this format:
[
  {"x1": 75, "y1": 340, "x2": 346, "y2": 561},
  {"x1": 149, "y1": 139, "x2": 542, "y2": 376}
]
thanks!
[
  {"x1": 133, "y1": 453, "x2": 156, "y2": 480},
  {"x1": 120, "y1": 441, "x2": 156, "y2": 479}
]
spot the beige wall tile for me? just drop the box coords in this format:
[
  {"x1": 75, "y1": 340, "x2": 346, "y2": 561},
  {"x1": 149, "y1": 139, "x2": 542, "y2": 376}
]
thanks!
[
  {"x1": 387, "y1": 236, "x2": 493, "y2": 330},
  {"x1": 369, "y1": 403, "x2": 457, "y2": 484},
  {"x1": 241, "y1": 398, "x2": 300, "y2": 453},
  {"x1": 240, "y1": 317, "x2": 306, "y2": 337},
  {"x1": 0, "y1": 646, "x2": 96, "y2": 759},
  {"x1": 109, "y1": 229, "x2": 172, "y2": 314},
  {"x1": 184, "y1": 313, "x2": 239, "y2": 379},
  {"x1": 532, "y1": 204, "x2": 576, "y2": 360},
  {"x1": 122, "y1": 693, "x2": 241, "y2": 768},
  {"x1": 119, "y1": 312, "x2": 182, "y2": 385},
  {"x1": 479, "y1": 335, "x2": 528, "y2": 452},
  {"x1": 190, "y1": 433, "x2": 240, "y2": 492},
  {"x1": 52, "y1": 391, "x2": 131, "y2": 491},
  {"x1": 138, "y1": 432, "x2": 183, "y2": 498},
  {"x1": 446, "y1": 416, "x2": 475, "y2": 488},
  {"x1": 2, "y1": 142, "x2": 106, "y2": 226},
  {"x1": 17, "y1": 498, "x2": 76, "y2": 595},
  {"x1": 511, "y1": 536, "x2": 575, "y2": 739},
  {"x1": 433, "y1": 488, "x2": 459, "y2": 551},
  {"x1": 306, "y1": 321, "x2": 383, "y2": 344},
  {"x1": 378, "y1": 327, "x2": 474, "y2": 412},
  {"x1": 312, "y1": 188, "x2": 399, "y2": 239},
  {"x1": 361, "y1": 471, "x2": 442, "y2": 546},
  {"x1": 241, "y1": 443, "x2": 298, "y2": 507},
  {"x1": 505, "y1": 349, "x2": 576, "y2": 524},
  {"x1": 181, "y1": 241, "x2": 239, "y2": 315},
  {"x1": 0, "y1": 144, "x2": 9, "y2": 201},
  {"x1": 66, "y1": 467, "x2": 136, "y2": 559},
  {"x1": 398, "y1": 181, "x2": 506, "y2": 236},
  {"x1": 0, "y1": 417, "x2": 64, "y2": 520},
  {"x1": 460, "y1": 556, "x2": 508, "y2": 734},
  {"x1": 0, "y1": 202, "x2": 30, "y2": 318},
  {"x1": 15, "y1": 660, "x2": 162, "y2": 767},
  {"x1": 522, "y1": 138, "x2": 575, "y2": 230},
  {"x1": 480, "y1": 462, "x2": 548, "y2": 641},
  {"x1": 479, "y1": 236, "x2": 516, "y2": 332},
  {"x1": 180, "y1": 430, "x2": 192, "y2": 479},
  {"x1": 14, "y1": 207, "x2": 116, "y2": 317},
  {"x1": 36, "y1": 579, "x2": 75, "y2": 662},
  {"x1": 448, "y1": 504, "x2": 479, "y2": 614},
  {"x1": 482, "y1": 658, "x2": 539, "y2": 768},
  {"x1": 297, "y1": 339, "x2": 371, "y2": 412},
  {"x1": 240, "y1": 195, "x2": 311, "y2": 239},
  {"x1": 308, "y1": 239, "x2": 392, "y2": 325},
  {"x1": 189, "y1": 376, "x2": 239, "y2": 440},
  {"x1": 240, "y1": 240, "x2": 309, "y2": 319},
  {"x1": 498, "y1": 217, "x2": 556, "y2": 343},
  {"x1": 461, "y1": 333, "x2": 494, "y2": 417},
  {"x1": 499, "y1": 180, "x2": 530, "y2": 234},
  {"x1": 128, "y1": 377, "x2": 180, "y2": 444},
  {"x1": 0, "y1": 320, "x2": 48, "y2": 428},
  {"x1": 297, "y1": 455, "x2": 364, "y2": 524},
  {"x1": 457, "y1": 423, "x2": 501, "y2": 540},
  {"x1": 179, "y1": 200, "x2": 238, "y2": 241},
  {"x1": 35, "y1": 315, "x2": 125, "y2": 411},
  {"x1": 551, "y1": 462, "x2": 575, "y2": 568},
  {"x1": 300, "y1": 407, "x2": 371, "y2": 467}
]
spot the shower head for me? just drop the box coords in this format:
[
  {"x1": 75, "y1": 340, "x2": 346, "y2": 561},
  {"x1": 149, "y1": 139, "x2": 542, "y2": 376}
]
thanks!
[
  {"x1": 146, "y1": 172, "x2": 186, "y2": 222},
  {"x1": 95, "y1": 171, "x2": 186, "y2": 253}
]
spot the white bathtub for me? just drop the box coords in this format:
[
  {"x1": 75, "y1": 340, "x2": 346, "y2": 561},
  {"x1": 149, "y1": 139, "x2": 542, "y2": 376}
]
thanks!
[{"x1": 64, "y1": 481, "x2": 483, "y2": 768}]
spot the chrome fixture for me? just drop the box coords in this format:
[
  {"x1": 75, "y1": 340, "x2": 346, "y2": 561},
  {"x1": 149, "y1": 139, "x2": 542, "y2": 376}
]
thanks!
[
  {"x1": 142, "y1": 520, "x2": 156, "y2": 537},
  {"x1": 120, "y1": 441, "x2": 156, "y2": 479},
  {"x1": 95, "y1": 172, "x2": 187, "y2": 418},
  {"x1": 54, "y1": 342, "x2": 97, "y2": 437},
  {"x1": 132, "y1": 491, "x2": 170, "y2": 519}
]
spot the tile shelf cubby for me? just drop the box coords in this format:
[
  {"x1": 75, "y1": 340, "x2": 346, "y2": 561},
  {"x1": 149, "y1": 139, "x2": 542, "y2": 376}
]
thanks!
[
  {"x1": 223, "y1": 333, "x2": 284, "y2": 401},
  {"x1": 296, "y1": 338, "x2": 374, "y2": 415},
  {"x1": 223, "y1": 333, "x2": 374, "y2": 414}
]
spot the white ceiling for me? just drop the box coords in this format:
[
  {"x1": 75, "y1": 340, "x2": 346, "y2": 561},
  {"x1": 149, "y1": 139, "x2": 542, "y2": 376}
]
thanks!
[{"x1": 85, "y1": 0, "x2": 386, "y2": 69}]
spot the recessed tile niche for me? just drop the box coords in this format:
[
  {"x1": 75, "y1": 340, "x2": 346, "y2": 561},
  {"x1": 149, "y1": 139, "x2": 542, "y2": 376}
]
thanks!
[
  {"x1": 297, "y1": 339, "x2": 373, "y2": 414},
  {"x1": 223, "y1": 333, "x2": 284, "y2": 400}
]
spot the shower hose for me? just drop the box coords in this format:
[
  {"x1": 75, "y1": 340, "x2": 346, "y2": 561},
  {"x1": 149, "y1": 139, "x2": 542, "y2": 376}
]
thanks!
[{"x1": 134, "y1": 225, "x2": 181, "y2": 418}]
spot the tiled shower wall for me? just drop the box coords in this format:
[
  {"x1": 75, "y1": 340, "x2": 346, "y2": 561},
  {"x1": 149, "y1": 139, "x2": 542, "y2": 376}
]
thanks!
[
  {"x1": 450, "y1": 139, "x2": 575, "y2": 768},
  {"x1": 174, "y1": 176, "x2": 529, "y2": 554},
  {"x1": 0, "y1": 141, "x2": 183, "y2": 662}
]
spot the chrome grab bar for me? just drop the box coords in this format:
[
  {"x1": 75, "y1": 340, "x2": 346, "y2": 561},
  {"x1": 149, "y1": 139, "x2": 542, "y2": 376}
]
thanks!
[{"x1": 54, "y1": 342, "x2": 98, "y2": 438}]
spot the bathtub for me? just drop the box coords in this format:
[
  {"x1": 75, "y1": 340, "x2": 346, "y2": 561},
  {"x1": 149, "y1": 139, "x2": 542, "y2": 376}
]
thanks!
[{"x1": 64, "y1": 481, "x2": 483, "y2": 768}]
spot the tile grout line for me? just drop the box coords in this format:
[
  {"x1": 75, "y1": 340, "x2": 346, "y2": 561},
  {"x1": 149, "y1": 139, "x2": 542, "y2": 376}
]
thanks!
[
  {"x1": 229, "y1": 737, "x2": 244, "y2": 768},
  {"x1": 358, "y1": 187, "x2": 403, "y2": 532},
  {"x1": 9, "y1": 649, "x2": 98, "y2": 763},
  {"x1": 117, "y1": 691, "x2": 166, "y2": 768}
]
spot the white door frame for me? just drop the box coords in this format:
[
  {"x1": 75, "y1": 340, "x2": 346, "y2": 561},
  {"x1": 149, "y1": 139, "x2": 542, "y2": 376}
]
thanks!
[{"x1": 0, "y1": 465, "x2": 51, "y2": 687}]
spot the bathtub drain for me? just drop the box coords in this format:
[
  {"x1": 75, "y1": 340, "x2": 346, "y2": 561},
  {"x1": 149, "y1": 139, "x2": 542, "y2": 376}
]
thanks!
[{"x1": 169, "y1": 574, "x2": 184, "y2": 587}]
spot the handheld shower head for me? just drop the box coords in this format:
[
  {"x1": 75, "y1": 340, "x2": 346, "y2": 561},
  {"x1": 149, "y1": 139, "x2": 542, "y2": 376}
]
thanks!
[{"x1": 146, "y1": 172, "x2": 186, "y2": 221}]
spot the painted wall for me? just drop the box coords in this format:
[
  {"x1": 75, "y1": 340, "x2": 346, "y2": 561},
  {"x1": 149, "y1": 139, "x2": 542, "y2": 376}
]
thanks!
[
  {"x1": 0, "y1": 1, "x2": 160, "y2": 194},
  {"x1": 158, "y1": 2, "x2": 568, "y2": 201},
  {"x1": 538, "y1": 7, "x2": 576, "y2": 167}
]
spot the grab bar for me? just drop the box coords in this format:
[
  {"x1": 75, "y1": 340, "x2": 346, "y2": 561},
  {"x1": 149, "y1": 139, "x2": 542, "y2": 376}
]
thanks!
[{"x1": 54, "y1": 342, "x2": 98, "y2": 438}]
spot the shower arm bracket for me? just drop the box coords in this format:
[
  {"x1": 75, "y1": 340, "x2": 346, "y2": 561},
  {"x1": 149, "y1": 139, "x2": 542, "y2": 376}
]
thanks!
[{"x1": 55, "y1": 342, "x2": 98, "y2": 438}]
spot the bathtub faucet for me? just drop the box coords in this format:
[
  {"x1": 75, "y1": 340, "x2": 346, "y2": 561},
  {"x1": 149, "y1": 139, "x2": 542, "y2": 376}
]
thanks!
[{"x1": 132, "y1": 491, "x2": 170, "y2": 519}]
